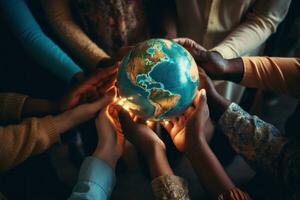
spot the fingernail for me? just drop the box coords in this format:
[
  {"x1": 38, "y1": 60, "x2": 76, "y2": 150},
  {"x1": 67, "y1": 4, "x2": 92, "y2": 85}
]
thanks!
[{"x1": 200, "y1": 89, "x2": 206, "y2": 97}]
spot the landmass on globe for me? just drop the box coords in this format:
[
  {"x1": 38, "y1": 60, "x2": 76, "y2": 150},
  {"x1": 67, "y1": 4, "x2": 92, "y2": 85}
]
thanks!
[{"x1": 117, "y1": 38, "x2": 199, "y2": 121}]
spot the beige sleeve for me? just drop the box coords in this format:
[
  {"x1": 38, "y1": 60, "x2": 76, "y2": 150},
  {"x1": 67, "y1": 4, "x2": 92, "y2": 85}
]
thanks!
[
  {"x1": 241, "y1": 57, "x2": 300, "y2": 98},
  {"x1": 0, "y1": 116, "x2": 59, "y2": 171},
  {"x1": 42, "y1": 0, "x2": 110, "y2": 70},
  {"x1": 151, "y1": 174, "x2": 190, "y2": 200},
  {"x1": 211, "y1": 0, "x2": 291, "y2": 59},
  {"x1": 0, "y1": 93, "x2": 28, "y2": 124}
]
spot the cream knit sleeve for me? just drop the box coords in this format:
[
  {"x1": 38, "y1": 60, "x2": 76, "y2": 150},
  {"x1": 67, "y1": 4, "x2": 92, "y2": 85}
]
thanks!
[
  {"x1": 0, "y1": 116, "x2": 59, "y2": 171},
  {"x1": 42, "y1": 0, "x2": 110, "y2": 71},
  {"x1": 0, "y1": 93, "x2": 28, "y2": 124}
]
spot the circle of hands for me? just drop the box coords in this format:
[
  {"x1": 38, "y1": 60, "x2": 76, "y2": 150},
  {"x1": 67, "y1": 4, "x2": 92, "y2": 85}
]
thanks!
[{"x1": 58, "y1": 38, "x2": 226, "y2": 165}]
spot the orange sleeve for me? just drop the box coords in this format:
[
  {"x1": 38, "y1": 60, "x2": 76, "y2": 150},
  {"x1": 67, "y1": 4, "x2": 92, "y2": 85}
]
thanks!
[
  {"x1": 241, "y1": 57, "x2": 300, "y2": 98},
  {"x1": 217, "y1": 188, "x2": 251, "y2": 200},
  {"x1": 0, "y1": 116, "x2": 59, "y2": 171}
]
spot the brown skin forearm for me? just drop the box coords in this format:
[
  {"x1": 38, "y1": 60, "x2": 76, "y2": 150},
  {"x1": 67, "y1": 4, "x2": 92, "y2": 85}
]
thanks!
[
  {"x1": 143, "y1": 144, "x2": 173, "y2": 179},
  {"x1": 224, "y1": 57, "x2": 244, "y2": 83},
  {"x1": 185, "y1": 140, "x2": 235, "y2": 199}
]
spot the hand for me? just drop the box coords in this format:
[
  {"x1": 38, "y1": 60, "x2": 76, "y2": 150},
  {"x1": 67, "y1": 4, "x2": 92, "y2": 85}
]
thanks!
[
  {"x1": 117, "y1": 107, "x2": 165, "y2": 156},
  {"x1": 162, "y1": 90, "x2": 210, "y2": 152},
  {"x1": 93, "y1": 105, "x2": 125, "y2": 169},
  {"x1": 60, "y1": 65, "x2": 118, "y2": 111},
  {"x1": 54, "y1": 95, "x2": 113, "y2": 134},
  {"x1": 118, "y1": 106, "x2": 174, "y2": 179},
  {"x1": 174, "y1": 38, "x2": 228, "y2": 80},
  {"x1": 185, "y1": 89, "x2": 210, "y2": 151},
  {"x1": 116, "y1": 46, "x2": 134, "y2": 61}
]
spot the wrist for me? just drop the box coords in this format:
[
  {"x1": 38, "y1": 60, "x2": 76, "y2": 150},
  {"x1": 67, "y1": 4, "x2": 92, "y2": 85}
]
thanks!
[
  {"x1": 223, "y1": 58, "x2": 244, "y2": 83},
  {"x1": 97, "y1": 57, "x2": 115, "y2": 69},
  {"x1": 93, "y1": 146, "x2": 119, "y2": 169},
  {"x1": 185, "y1": 138, "x2": 209, "y2": 160},
  {"x1": 70, "y1": 72, "x2": 86, "y2": 86}
]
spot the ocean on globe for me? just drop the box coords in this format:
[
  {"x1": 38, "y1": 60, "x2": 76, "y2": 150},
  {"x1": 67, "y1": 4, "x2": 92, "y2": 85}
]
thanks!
[{"x1": 117, "y1": 38, "x2": 199, "y2": 121}]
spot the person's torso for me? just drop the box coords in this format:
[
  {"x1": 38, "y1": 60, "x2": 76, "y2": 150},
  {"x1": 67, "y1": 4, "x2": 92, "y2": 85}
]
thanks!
[
  {"x1": 72, "y1": 0, "x2": 149, "y2": 56},
  {"x1": 176, "y1": 0, "x2": 255, "y2": 49}
]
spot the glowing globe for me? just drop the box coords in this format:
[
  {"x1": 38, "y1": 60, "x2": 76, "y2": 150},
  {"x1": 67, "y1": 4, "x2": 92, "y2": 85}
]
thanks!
[{"x1": 117, "y1": 39, "x2": 199, "y2": 121}]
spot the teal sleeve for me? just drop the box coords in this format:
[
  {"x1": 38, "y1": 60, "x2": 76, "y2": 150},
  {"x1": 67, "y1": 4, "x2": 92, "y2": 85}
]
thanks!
[
  {"x1": 0, "y1": 0, "x2": 83, "y2": 83},
  {"x1": 69, "y1": 156, "x2": 116, "y2": 200}
]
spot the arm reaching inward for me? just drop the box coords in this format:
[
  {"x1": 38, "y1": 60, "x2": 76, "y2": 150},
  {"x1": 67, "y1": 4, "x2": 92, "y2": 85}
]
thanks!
[
  {"x1": 42, "y1": 0, "x2": 111, "y2": 73},
  {"x1": 0, "y1": 0, "x2": 83, "y2": 83}
]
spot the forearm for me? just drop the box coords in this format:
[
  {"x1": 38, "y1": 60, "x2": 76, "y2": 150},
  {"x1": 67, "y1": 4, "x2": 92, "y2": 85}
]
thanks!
[
  {"x1": 219, "y1": 103, "x2": 288, "y2": 178},
  {"x1": 42, "y1": 0, "x2": 111, "y2": 72},
  {"x1": 211, "y1": 0, "x2": 290, "y2": 59},
  {"x1": 144, "y1": 144, "x2": 173, "y2": 179},
  {"x1": 22, "y1": 97, "x2": 59, "y2": 118},
  {"x1": 240, "y1": 57, "x2": 300, "y2": 98},
  {"x1": 186, "y1": 141, "x2": 234, "y2": 199},
  {"x1": 0, "y1": 0, "x2": 83, "y2": 83},
  {"x1": 0, "y1": 116, "x2": 60, "y2": 171}
]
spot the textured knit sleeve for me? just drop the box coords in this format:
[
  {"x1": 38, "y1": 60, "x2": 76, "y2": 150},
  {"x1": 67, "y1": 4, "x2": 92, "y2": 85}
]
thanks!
[
  {"x1": 0, "y1": 93, "x2": 28, "y2": 124},
  {"x1": 241, "y1": 57, "x2": 300, "y2": 98},
  {"x1": 0, "y1": 0, "x2": 83, "y2": 83},
  {"x1": 0, "y1": 116, "x2": 59, "y2": 171},
  {"x1": 151, "y1": 174, "x2": 190, "y2": 200},
  {"x1": 217, "y1": 188, "x2": 251, "y2": 200},
  {"x1": 211, "y1": 0, "x2": 291, "y2": 58},
  {"x1": 42, "y1": 0, "x2": 110, "y2": 71},
  {"x1": 219, "y1": 103, "x2": 300, "y2": 199}
]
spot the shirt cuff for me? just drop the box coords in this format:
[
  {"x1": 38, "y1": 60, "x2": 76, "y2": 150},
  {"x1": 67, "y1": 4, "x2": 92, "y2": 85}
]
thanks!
[
  {"x1": 0, "y1": 93, "x2": 28, "y2": 123},
  {"x1": 210, "y1": 44, "x2": 239, "y2": 59},
  {"x1": 78, "y1": 156, "x2": 116, "y2": 196}
]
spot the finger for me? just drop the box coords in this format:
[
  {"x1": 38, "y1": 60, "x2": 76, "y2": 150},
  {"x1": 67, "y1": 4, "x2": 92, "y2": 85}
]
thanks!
[
  {"x1": 173, "y1": 38, "x2": 194, "y2": 47},
  {"x1": 90, "y1": 95, "x2": 114, "y2": 111},
  {"x1": 88, "y1": 67, "x2": 118, "y2": 85},
  {"x1": 196, "y1": 89, "x2": 207, "y2": 111},
  {"x1": 161, "y1": 120, "x2": 174, "y2": 131}
]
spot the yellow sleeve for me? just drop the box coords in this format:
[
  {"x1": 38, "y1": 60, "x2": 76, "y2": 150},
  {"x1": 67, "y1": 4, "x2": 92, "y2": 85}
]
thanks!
[
  {"x1": 241, "y1": 57, "x2": 300, "y2": 98},
  {"x1": 0, "y1": 116, "x2": 59, "y2": 171},
  {"x1": 211, "y1": 0, "x2": 291, "y2": 58},
  {"x1": 41, "y1": 0, "x2": 110, "y2": 70},
  {"x1": 0, "y1": 93, "x2": 28, "y2": 124}
]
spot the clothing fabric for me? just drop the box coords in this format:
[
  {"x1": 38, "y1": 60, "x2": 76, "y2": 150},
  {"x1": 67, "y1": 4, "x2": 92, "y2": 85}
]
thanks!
[
  {"x1": 176, "y1": 0, "x2": 290, "y2": 59},
  {"x1": 0, "y1": 116, "x2": 59, "y2": 171},
  {"x1": 217, "y1": 188, "x2": 250, "y2": 200},
  {"x1": 175, "y1": 0, "x2": 291, "y2": 102},
  {"x1": 0, "y1": 93, "x2": 59, "y2": 171},
  {"x1": 42, "y1": 0, "x2": 149, "y2": 70},
  {"x1": 219, "y1": 103, "x2": 300, "y2": 200},
  {"x1": 69, "y1": 156, "x2": 116, "y2": 200},
  {"x1": 241, "y1": 57, "x2": 300, "y2": 98},
  {"x1": 0, "y1": 0, "x2": 83, "y2": 83},
  {"x1": 151, "y1": 174, "x2": 190, "y2": 200},
  {"x1": 0, "y1": 93, "x2": 28, "y2": 124}
]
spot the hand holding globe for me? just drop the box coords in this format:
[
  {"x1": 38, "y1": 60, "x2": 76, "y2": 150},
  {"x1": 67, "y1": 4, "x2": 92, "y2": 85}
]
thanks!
[{"x1": 116, "y1": 38, "x2": 200, "y2": 121}]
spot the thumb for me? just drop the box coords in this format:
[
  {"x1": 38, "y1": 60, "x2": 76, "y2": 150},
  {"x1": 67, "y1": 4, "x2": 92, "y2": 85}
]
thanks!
[
  {"x1": 195, "y1": 89, "x2": 207, "y2": 113},
  {"x1": 89, "y1": 95, "x2": 113, "y2": 111},
  {"x1": 117, "y1": 107, "x2": 135, "y2": 130}
]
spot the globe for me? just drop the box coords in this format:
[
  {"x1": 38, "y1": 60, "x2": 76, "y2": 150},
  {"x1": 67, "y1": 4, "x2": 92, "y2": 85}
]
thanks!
[{"x1": 117, "y1": 38, "x2": 199, "y2": 121}]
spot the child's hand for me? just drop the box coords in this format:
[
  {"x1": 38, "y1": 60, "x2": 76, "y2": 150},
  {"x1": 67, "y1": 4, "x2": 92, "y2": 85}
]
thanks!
[
  {"x1": 117, "y1": 107, "x2": 165, "y2": 156},
  {"x1": 93, "y1": 106, "x2": 125, "y2": 169}
]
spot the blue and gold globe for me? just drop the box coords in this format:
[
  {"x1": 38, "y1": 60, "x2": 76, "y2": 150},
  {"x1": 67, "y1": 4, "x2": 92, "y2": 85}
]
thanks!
[{"x1": 117, "y1": 39, "x2": 199, "y2": 121}]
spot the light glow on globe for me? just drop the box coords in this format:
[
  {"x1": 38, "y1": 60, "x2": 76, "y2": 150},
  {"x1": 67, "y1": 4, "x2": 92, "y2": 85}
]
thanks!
[{"x1": 117, "y1": 39, "x2": 199, "y2": 121}]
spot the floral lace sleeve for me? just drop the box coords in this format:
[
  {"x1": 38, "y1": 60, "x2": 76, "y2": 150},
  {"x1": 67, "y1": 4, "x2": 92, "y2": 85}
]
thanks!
[
  {"x1": 151, "y1": 174, "x2": 190, "y2": 200},
  {"x1": 219, "y1": 103, "x2": 300, "y2": 199}
]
